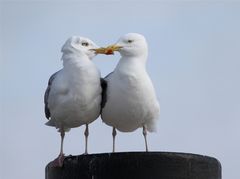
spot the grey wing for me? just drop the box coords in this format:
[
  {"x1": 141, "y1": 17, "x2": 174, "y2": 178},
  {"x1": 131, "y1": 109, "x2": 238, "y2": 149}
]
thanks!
[
  {"x1": 44, "y1": 70, "x2": 61, "y2": 119},
  {"x1": 100, "y1": 72, "x2": 113, "y2": 112}
]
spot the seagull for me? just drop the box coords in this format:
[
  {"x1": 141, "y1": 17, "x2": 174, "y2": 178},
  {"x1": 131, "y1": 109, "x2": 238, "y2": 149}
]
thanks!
[
  {"x1": 99, "y1": 33, "x2": 160, "y2": 152},
  {"x1": 44, "y1": 36, "x2": 102, "y2": 166}
]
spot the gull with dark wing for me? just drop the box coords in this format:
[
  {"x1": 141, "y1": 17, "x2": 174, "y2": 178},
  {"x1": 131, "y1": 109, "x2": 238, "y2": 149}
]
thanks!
[{"x1": 44, "y1": 36, "x2": 102, "y2": 166}]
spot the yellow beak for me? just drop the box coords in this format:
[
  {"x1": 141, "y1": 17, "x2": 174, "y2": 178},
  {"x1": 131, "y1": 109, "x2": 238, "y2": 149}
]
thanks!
[{"x1": 92, "y1": 44, "x2": 123, "y2": 55}]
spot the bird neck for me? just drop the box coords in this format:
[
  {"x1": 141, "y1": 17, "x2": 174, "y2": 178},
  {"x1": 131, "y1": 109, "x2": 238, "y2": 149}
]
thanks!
[
  {"x1": 115, "y1": 56, "x2": 147, "y2": 73},
  {"x1": 118, "y1": 55, "x2": 147, "y2": 67},
  {"x1": 62, "y1": 52, "x2": 90, "y2": 68}
]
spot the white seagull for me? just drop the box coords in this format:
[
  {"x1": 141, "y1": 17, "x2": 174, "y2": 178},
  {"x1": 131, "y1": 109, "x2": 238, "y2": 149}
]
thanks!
[
  {"x1": 44, "y1": 36, "x2": 102, "y2": 166},
  {"x1": 100, "y1": 33, "x2": 160, "y2": 152}
]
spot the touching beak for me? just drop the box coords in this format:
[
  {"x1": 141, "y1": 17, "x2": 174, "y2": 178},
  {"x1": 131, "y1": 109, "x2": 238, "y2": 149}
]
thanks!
[{"x1": 92, "y1": 44, "x2": 123, "y2": 55}]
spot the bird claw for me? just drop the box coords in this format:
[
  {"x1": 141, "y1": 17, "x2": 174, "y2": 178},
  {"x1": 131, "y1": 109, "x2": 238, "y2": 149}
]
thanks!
[
  {"x1": 49, "y1": 153, "x2": 65, "y2": 167},
  {"x1": 82, "y1": 151, "x2": 88, "y2": 155}
]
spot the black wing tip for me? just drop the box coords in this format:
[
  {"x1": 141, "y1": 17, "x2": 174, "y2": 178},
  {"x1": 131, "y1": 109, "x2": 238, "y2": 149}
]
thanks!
[
  {"x1": 100, "y1": 78, "x2": 107, "y2": 111},
  {"x1": 100, "y1": 72, "x2": 114, "y2": 113},
  {"x1": 44, "y1": 71, "x2": 60, "y2": 120},
  {"x1": 45, "y1": 105, "x2": 51, "y2": 119}
]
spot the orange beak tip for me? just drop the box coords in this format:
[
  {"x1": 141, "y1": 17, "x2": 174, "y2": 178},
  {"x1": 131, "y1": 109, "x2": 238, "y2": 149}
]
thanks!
[{"x1": 106, "y1": 49, "x2": 114, "y2": 55}]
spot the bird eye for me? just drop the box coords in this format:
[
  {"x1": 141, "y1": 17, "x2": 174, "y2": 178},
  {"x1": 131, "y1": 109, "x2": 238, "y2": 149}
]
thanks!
[
  {"x1": 127, "y1": 40, "x2": 133, "y2": 43},
  {"x1": 81, "y1": 42, "x2": 89, "y2": 46}
]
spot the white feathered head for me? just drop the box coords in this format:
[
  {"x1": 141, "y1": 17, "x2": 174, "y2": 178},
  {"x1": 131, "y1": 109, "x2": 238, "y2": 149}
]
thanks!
[{"x1": 61, "y1": 36, "x2": 99, "y2": 59}]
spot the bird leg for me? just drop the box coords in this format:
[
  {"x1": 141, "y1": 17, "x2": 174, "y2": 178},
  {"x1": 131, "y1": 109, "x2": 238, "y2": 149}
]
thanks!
[
  {"x1": 50, "y1": 128, "x2": 65, "y2": 167},
  {"x1": 143, "y1": 125, "x2": 149, "y2": 152},
  {"x1": 60, "y1": 129, "x2": 65, "y2": 155},
  {"x1": 84, "y1": 124, "x2": 89, "y2": 154},
  {"x1": 112, "y1": 127, "x2": 117, "y2": 153}
]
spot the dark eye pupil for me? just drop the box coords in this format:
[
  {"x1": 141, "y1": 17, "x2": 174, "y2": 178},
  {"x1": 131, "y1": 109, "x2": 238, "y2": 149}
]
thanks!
[
  {"x1": 82, "y1": 42, "x2": 89, "y2": 46},
  {"x1": 128, "y1": 40, "x2": 133, "y2": 43}
]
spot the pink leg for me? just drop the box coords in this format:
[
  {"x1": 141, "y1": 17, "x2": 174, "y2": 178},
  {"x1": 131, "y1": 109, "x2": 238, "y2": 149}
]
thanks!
[{"x1": 50, "y1": 128, "x2": 65, "y2": 167}]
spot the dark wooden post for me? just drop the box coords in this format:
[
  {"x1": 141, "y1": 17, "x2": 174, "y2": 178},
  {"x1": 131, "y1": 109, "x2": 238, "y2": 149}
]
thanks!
[{"x1": 45, "y1": 152, "x2": 221, "y2": 179}]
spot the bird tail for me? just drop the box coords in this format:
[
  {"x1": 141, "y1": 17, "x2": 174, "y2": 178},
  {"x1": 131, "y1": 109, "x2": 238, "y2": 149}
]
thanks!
[
  {"x1": 45, "y1": 119, "x2": 56, "y2": 127},
  {"x1": 45, "y1": 119, "x2": 71, "y2": 132},
  {"x1": 146, "y1": 102, "x2": 160, "y2": 132},
  {"x1": 146, "y1": 120, "x2": 157, "y2": 132}
]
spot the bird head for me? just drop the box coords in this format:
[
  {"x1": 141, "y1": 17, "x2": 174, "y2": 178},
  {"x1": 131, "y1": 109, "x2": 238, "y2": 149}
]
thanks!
[
  {"x1": 94, "y1": 33, "x2": 148, "y2": 58},
  {"x1": 61, "y1": 36, "x2": 99, "y2": 59}
]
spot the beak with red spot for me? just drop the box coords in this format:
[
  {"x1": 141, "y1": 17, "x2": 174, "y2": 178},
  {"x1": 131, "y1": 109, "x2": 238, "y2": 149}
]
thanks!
[{"x1": 92, "y1": 45, "x2": 123, "y2": 55}]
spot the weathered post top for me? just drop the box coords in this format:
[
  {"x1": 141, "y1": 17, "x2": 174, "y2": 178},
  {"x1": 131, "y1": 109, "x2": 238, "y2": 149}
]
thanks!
[{"x1": 45, "y1": 152, "x2": 221, "y2": 179}]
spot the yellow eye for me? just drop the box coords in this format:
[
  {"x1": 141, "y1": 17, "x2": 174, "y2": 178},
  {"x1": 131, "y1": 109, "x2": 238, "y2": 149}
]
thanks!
[{"x1": 82, "y1": 42, "x2": 89, "y2": 46}]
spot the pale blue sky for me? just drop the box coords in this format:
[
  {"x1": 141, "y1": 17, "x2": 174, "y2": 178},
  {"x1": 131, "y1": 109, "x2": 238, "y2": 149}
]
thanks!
[{"x1": 1, "y1": 1, "x2": 240, "y2": 179}]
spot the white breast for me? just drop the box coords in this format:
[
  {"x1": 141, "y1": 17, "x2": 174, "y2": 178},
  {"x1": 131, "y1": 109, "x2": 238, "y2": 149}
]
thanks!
[
  {"x1": 101, "y1": 60, "x2": 160, "y2": 132},
  {"x1": 48, "y1": 62, "x2": 102, "y2": 130}
]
